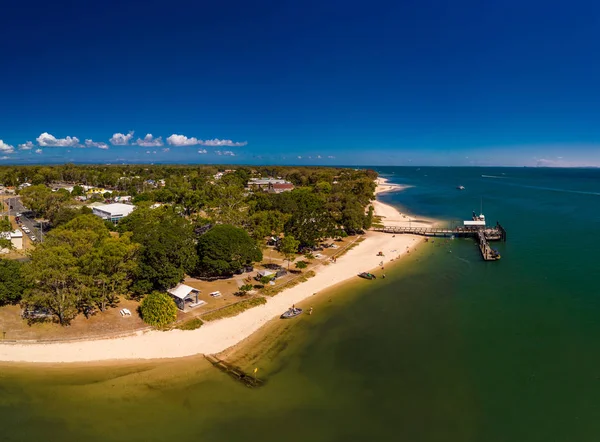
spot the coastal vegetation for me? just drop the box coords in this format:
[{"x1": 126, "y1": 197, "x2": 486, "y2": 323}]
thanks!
[
  {"x1": 0, "y1": 259, "x2": 27, "y2": 305},
  {"x1": 140, "y1": 291, "x2": 178, "y2": 327},
  {"x1": 0, "y1": 164, "x2": 377, "y2": 327},
  {"x1": 201, "y1": 296, "x2": 267, "y2": 322}
]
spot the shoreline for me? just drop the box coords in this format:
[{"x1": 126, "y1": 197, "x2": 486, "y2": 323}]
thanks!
[{"x1": 0, "y1": 177, "x2": 427, "y2": 364}]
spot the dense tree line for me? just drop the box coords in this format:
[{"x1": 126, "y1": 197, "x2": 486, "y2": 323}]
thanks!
[{"x1": 2, "y1": 165, "x2": 377, "y2": 324}]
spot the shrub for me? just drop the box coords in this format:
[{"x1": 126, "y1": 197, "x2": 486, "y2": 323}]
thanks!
[
  {"x1": 259, "y1": 275, "x2": 273, "y2": 285},
  {"x1": 295, "y1": 260, "x2": 308, "y2": 270},
  {"x1": 176, "y1": 318, "x2": 204, "y2": 330},
  {"x1": 140, "y1": 291, "x2": 178, "y2": 327},
  {"x1": 240, "y1": 284, "x2": 253, "y2": 292}
]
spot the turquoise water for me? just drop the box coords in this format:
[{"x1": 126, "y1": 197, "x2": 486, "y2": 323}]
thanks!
[{"x1": 2, "y1": 167, "x2": 600, "y2": 441}]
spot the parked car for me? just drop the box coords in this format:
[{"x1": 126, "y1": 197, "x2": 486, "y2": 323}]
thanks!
[
  {"x1": 30, "y1": 235, "x2": 37, "y2": 241},
  {"x1": 15, "y1": 212, "x2": 22, "y2": 217}
]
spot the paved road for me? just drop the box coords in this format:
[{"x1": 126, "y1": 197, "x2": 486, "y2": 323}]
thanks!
[{"x1": 4, "y1": 196, "x2": 44, "y2": 242}]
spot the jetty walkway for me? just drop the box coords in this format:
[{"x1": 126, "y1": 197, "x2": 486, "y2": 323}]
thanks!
[{"x1": 372, "y1": 223, "x2": 506, "y2": 261}]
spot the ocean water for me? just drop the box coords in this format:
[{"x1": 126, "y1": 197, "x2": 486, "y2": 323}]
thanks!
[{"x1": 2, "y1": 166, "x2": 600, "y2": 442}]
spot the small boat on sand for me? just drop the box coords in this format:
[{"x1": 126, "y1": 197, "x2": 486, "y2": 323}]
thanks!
[
  {"x1": 358, "y1": 272, "x2": 376, "y2": 280},
  {"x1": 281, "y1": 308, "x2": 303, "y2": 319}
]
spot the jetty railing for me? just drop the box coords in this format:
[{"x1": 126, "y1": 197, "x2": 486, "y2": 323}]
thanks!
[{"x1": 372, "y1": 222, "x2": 506, "y2": 261}]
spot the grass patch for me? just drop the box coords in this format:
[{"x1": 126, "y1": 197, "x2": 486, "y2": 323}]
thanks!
[
  {"x1": 261, "y1": 270, "x2": 316, "y2": 297},
  {"x1": 176, "y1": 318, "x2": 204, "y2": 331},
  {"x1": 201, "y1": 297, "x2": 267, "y2": 322}
]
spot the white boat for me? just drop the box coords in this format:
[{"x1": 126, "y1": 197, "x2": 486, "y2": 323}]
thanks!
[{"x1": 457, "y1": 185, "x2": 465, "y2": 190}]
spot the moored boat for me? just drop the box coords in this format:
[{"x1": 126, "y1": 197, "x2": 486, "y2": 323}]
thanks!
[
  {"x1": 456, "y1": 185, "x2": 465, "y2": 190},
  {"x1": 358, "y1": 272, "x2": 376, "y2": 280},
  {"x1": 281, "y1": 308, "x2": 303, "y2": 319}
]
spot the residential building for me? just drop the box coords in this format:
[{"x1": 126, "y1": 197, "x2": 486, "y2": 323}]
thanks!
[
  {"x1": 247, "y1": 178, "x2": 295, "y2": 193},
  {"x1": 1, "y1": 229, "x2": 23, "y2": 252}
]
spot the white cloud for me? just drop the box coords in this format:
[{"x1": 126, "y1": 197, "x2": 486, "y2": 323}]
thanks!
[
  {"x1": 297, "y1": 156, "x2": 302, "y2": 159},
  {"x1": 85, "y1": 139, "x2": 109, "y2": 149},
  {"x1": 0, "y1": 140, "x2": 15, "y2": 153},
  {"x1": 109, "y1": 131, "x2": 134, "y2": 145},
  {"x1": 162, "y1": 147, "x2": 170, "y2": 152},
  {"x1": 317, "y1": 155, "x2": 322, "y2": 159},
  {"x1": 136, "y1": 134, "x2": 164, "y2": 147},
  {"x1": 167, "y1": 134, "x2": 201, "y2": 146},
  {"x1": 18, "y1": 141, "x2": 35, "y2": 150},
  {"x1": 0, "y1": 156, "x2": 9, "y2": 160},
  {"x1": 198, "y1": 149, "x2": 207, "y2": 154},
  {"x1": 215, "y1": 150, "x2": 235, "y2": 156},
  {"x1": 35, "y1": 149, "x2": 43, "y2": 154},
  {"x1": 202, "y1": 139, "x2": 247, "y2": 147},
  {"x1": 36, "y1": 132, "x2": 80, "y2": 147},
  {"x1": 327, "y1": 155, "x2": 335, "y2": 159}
]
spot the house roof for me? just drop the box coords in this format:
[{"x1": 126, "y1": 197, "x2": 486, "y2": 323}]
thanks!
[
  {"x1": 1, "y1": 230, "x2": 22, "y2": 239},
  {"x1": 167, "y1": 284, "x2": 200, "y2": 300},
  {"x1": 92, "y1": 203, "x2": 136, "y2": 217}
]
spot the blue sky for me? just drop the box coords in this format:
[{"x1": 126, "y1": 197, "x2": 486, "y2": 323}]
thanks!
[{"x1": 2, "y1": 0, "x2": 600, "y2": 167}]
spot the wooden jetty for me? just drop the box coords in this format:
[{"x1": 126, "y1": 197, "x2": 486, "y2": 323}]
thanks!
[
  {"x1": 372, "y1": 222, "x2": 506, "y2": 261},
  {"x1": 204, "y1": 354, "x2": 265, "y2": 388}
]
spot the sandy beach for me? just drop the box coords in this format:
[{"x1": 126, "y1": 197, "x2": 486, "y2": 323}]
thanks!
[{"x1": 0, "y1": 178, "x2": 425, "y2": 363}]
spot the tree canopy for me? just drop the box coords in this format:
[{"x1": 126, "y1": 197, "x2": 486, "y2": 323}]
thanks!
[
  {"x1": 118, "y1": 206, "x2": 197, "y2": 293},
  {"x1": 196, "y1": 224, "x2": 262, "y2": 277},
  {"x1": 22, "y1": 215, "x2": 138, "y2": 323},
  {"x1": 0, "y1": 259, "x2": 27, "y2": 305}
]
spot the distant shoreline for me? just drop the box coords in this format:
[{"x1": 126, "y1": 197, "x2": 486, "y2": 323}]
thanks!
[{"x1": 0, "y1": 176, "x2": 428, "y2": 364}]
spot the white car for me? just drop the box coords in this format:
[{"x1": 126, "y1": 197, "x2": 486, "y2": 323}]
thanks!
[
  {"x1": 23, "y1": 227, "x2": 30, "y2": 233},
  {"x1": 30, "y1": 235, "x2": 37, "y2": 242},
  {"x1": 16, "y1": 212, "x2": 22, "y2": 217}
]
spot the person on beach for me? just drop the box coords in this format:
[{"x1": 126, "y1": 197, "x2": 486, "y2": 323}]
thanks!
[{"x1": 309, "y1": 307, "x2": 313, "y2": 315}]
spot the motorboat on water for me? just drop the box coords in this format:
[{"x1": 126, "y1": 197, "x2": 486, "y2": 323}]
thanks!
[
  {"x1": 456, "y1": 185, "x2": 465, "y2": 190},
  {"x1": 358, "y1": 272, "x2": 376, "y2": 280},
  {"x1": 281, "y1": 307, "x2": 303, "y2": 319}
]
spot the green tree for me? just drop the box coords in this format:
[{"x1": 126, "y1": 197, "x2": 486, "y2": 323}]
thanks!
[
  {"x1": 247, "y1": 210, "x2": 289, "y2": 241},
  {"x1": 0, "y1": 259, "x2": 27, "y2": 305},
  {"x1": 196, "y1": 224, "x2": 262, "y2": 277},
  {"x1": 20, "y1": 184, "x2": 70, "y2": 219},
  {"x1": 71, "y1": 185, "x2": 85, "y2": 196},
  {"x1": 294, "y1": 260, "x2": 308, "y2": 270},
  {"x1": 279, "y1": 234, "x2": 300, "y2": 269},
  {"x1": 118, "y1": 206, "x2": 197, "y2": 293},
  {"x1": 364, "y1": 205, "x2": 374, "y2": 229},
  {"x1": 81, "y1": 233, "x2": 140, "y2": 311},
  {"x1": 282, "y1": 189, "x2": 335, "y2": 246},
  {"x1": 341, "y1": 200, "x2": 366, "y2": 234},
  {"x1": 22, "y1": 245, "x2": 82, "y2": 324},
  {"x1": 140, "y1": 291, "x2": 178, "y2": 327},
  {"x1": 0, "y1": 216, "x2": 12, "y2": 250}
]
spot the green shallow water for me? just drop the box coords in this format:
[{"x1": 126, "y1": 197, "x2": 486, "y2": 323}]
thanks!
[{"x1": 2, "y1": 167, "x2": 600, "y2": 442}]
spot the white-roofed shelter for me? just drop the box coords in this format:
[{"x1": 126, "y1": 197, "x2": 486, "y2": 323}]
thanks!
[
  {"x1": 92, "y1": 203, "x2": 136, "y2": 224},
  {"x1": 167, "y1": 284, "x2": 204, "y2": 311}
]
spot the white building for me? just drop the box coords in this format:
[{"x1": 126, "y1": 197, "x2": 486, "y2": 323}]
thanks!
[
  {"x1": 92, "y1": 203, "x2": 136, "y2": 224},
  {"x1": 1, "y1": 229, "x2": 23, "y2": 253}
]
